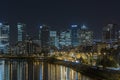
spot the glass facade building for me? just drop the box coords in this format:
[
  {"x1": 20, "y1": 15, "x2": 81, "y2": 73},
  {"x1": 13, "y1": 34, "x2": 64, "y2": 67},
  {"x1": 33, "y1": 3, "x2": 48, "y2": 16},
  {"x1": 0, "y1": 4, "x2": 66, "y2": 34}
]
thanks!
[
  {"x1": 59, "y1": 30, "x2": 71, "y2": 48},
  {"x1": 0, "y1": 23, "x2": 9, "y2": 53},
  {"x1": 71, "y1": 25, "x2": 79, "y2": 47},
  {"x1": 39, "y1": 25, "x2": 50, "y2": 48},
  {"x1": 102, "y1": 24, "x2": 119, "y2": 43},
  {"x1": 17, "y1": 23, "x2": 26, "y2": 42},
  {"x1": 50, "y1": 31, "x2": 59, "y2": 49},
  {"x1": 79, "y1": 25, "x2": 93, "y2": 46}
]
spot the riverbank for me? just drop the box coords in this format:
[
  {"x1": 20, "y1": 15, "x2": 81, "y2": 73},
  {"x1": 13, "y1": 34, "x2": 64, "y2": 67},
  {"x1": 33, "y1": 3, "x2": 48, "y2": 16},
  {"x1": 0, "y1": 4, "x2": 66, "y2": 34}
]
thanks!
[{"x1": 47, "y1": 58, "x2": 120, "y2": 80}]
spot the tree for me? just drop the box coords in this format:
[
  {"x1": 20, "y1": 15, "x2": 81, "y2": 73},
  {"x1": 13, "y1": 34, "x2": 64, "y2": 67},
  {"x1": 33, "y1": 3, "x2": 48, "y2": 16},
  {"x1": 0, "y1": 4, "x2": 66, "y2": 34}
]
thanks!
[{"x1": 96, "y1": 55, "x2": 118, "y2": 68}]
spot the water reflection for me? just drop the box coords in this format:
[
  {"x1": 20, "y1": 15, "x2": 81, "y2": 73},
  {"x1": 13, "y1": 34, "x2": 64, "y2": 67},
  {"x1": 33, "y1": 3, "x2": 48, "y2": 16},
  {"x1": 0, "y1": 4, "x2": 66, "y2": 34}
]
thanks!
[
  {"x1": 48, "y1": 64, "x2": 93, "y2": 80},
  {"x1": 0, "y1": 60, "x2": 94, "y2": 80}
]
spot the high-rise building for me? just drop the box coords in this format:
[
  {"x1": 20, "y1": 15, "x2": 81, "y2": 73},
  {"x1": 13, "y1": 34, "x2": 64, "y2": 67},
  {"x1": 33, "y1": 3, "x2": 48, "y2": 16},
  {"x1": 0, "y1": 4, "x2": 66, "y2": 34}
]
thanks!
[
  {"x1": 102, "y1": 24, "x2": 119, "y2": 43},
  {"x1": 118, "y1": 30, "x2": 120, "y2": 41},
  {"x1": 39, "y1": 25, "x2": 50, "y2": 55},
  {"x1": 71, "y1": 25, "x2": 79, "y2": 46},
  {"x1": 17, "y1": 23, "x2": 26, "y2": 42},
  {"x1": 59, "y1": 31, "x2": 66, "y2": 47},
  {"x1": 59, "y1": 30, "x2": 71, "y2": 48},
  {"x1": 78, "y1": 25, "x2": 93, "y2": 46},
  {"x1": 50, "y1": 31, "x2": 59, "y2": 49},
  {"x1": 0, "y1": 23, "x2": 10, "y2": 53},
  {"x1": 65, "y1": 30, "x2": 71, "y2": 46}
]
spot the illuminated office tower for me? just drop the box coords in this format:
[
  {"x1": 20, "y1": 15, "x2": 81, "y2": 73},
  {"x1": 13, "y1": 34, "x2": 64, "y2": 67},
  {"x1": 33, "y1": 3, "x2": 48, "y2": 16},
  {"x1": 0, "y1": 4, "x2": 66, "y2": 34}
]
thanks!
[
  {"x1": 17, "y1": 23, "x2": 26, "y2": 42},
  {"x1": 79, "y1": 25, "x2": 93, "y2": 46},
  {"x1": 71, "y1": 25, "x2": 79, "y2": 46},
  {"x1": 0, "y1": 23, "x2": 10, "y2": 53},
  {"x1": 59, "y1": 30, "x2": 71, "y2": 48},
  {"x1": 102, "y1": 24, "x2": 119, "y2": 43},
  {"x1": 59, "y1": 31, "x2": 66, "y2": 47},
  {"x1": 50, "y1": 31, "x2": 59, "y2": 49},
  {"x1": 39, "y1": 25, "x2": 50, "y2": 48},
  {"x1": 39, "y1": 25, "x2": 50, "y2": 55},
  {"x1": 65, "y1": 30, "x2": 71, "y2": 46}
]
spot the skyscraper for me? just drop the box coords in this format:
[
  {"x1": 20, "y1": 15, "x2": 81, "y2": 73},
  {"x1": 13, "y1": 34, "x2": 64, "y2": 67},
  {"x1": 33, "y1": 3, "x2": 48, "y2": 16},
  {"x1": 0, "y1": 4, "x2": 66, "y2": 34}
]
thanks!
[
  {"x1": 17, "y1": 23, "x2": 26, "y2": 42},
  {"x1": 102, "y1": 24, "x2": 119, "y2": 43},
  {"x1": 118, "y1": 30, "x2": 120, "y2": 41},
  {"x1": 0, "y1": 23, "x2": 10, "y2": 53},
  {"x1": 78, "y1": 25, "x2": 93, "y2": 46},
  {"x1": 39, "y1": 25, "x2": 50, "y2": 55},
  {"x1": 71, "y1": 25, "x2": 79, "y2": 46},
  {"x1": 59, "y1": 30, "x2": 71, "y2": 48},
  {"x1": 50, "y1": 31, "x2": 59, "y2": 49}
]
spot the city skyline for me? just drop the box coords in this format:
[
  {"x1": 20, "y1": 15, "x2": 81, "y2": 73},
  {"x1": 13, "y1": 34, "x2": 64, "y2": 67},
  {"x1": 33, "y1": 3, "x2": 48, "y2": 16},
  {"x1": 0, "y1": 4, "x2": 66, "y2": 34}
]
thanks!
[
  {"x1": 1, "y1": 22, "x2": 120, "y2": 42},
  {"x1": 0, "y1": 1, "x2": 120, "y2": 79}
]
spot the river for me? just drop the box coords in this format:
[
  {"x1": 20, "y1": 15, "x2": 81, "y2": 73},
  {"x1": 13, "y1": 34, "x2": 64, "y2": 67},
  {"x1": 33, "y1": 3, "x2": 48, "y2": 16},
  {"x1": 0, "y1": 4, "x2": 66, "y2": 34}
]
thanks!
[{"x1": 0, "y1": 59, "x2": 95, "y2": 80}]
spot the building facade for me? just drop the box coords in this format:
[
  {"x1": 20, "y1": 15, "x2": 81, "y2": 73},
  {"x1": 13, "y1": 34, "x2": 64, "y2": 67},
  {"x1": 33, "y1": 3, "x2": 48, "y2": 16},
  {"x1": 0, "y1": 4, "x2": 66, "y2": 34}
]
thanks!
[
  {"x1": 78, "y1": 25, "x2": 93, "y2": 46},
  {"x1": 39, "y1": 25, "x2": 50, "y2": 55},
  {"x1": 50, "y1": 31, "x2": 59, "y2": 49},
  {"x1": 59, "y1": 30, "x2": 71, "y2": 48},
  {"x1": 17, "y1": 23, "x2": 26, "y2": 42},
  {"x1": 102, "y1": 24, "x2": 119, "y2": 43},
  {"x1": 71, "y1": 25, "x2": 79, "y2": 47},
  {"x1": 0, "y1": 23, "x2": 10, "y2": 53}
]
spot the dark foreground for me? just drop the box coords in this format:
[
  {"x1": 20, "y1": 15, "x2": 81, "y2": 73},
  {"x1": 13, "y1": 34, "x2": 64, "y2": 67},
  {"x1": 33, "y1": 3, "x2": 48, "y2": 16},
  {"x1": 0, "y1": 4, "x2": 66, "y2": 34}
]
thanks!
[{"x1": 48, "y1": 59, "x2": 120, "y2": 80}]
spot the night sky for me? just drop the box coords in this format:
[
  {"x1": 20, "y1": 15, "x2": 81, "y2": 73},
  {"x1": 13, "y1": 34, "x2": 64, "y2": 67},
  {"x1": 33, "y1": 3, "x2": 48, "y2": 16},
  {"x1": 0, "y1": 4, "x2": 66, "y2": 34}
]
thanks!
[{"x1": 1, "y1": 0, "x2": 120, "y2": 40}]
